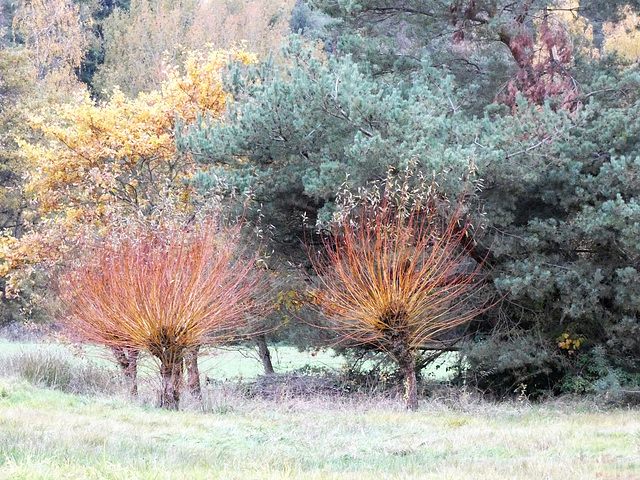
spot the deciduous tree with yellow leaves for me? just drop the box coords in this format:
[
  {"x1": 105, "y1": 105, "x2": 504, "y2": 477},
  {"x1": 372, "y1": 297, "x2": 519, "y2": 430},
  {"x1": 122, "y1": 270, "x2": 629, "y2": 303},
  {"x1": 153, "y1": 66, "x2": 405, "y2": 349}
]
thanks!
[
  {"x1": 1, "y1": 47, "x2": 255, "y2": 282},
  {"x1": 93, "y1": 0, "x2": 293, "y2": 97},
  {"x1": 12, "y1": 0, "x2": 93, "y2": 95},
  {"x1": 0, "y1": 46, "x2": 256, "y2": 395}
]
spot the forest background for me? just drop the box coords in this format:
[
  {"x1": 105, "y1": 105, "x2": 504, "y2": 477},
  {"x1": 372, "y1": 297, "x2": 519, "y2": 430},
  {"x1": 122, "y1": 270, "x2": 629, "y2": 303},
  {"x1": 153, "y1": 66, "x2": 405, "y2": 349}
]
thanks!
[{"x1": 1, "y1": 0, "x2": 640, "y2": 402}]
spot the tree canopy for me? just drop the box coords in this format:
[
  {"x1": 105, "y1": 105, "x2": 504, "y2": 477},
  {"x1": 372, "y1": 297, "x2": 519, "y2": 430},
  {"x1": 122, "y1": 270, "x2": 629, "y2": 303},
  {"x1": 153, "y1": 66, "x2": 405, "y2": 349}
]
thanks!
[
  {"x1": 177, "y1": 1, "x2": 640, "y2": 396},
  {"x1": 2, "y1": 0, "x2": 640, "y2": 398}
]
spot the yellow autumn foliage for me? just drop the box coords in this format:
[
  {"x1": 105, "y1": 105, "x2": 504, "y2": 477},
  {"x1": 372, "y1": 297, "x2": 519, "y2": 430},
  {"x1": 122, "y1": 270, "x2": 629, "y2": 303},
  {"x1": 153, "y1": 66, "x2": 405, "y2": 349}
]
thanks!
[
  {"x1": 2, "y1": 47, "x2": 256, "y2": 280},
  {"x1": 603, "y1": 6, "x2": 640, "y2": 62},
  {"x1": 93, "y1": 0, "x2": 292, "y2": 96},
  {"x1": 12, "y1": 0, "x2": 93, "y2": 87}
]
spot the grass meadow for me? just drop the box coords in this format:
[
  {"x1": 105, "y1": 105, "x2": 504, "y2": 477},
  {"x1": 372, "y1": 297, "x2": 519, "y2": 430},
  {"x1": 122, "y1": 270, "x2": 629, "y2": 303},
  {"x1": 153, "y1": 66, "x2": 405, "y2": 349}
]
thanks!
[{"x1": 0, "y1": 340, "x2": 639, "y2": 479}]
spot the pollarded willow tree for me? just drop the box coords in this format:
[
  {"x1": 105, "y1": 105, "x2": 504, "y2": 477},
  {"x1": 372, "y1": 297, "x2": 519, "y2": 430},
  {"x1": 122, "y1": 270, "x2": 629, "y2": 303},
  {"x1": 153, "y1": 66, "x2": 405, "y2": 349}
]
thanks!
[
  {"x1": 310, "y1": 178, "x2": 491, "y2": 410},
  {"x1": 58, "y1": 216, "x2": 266, "y2": 410}
]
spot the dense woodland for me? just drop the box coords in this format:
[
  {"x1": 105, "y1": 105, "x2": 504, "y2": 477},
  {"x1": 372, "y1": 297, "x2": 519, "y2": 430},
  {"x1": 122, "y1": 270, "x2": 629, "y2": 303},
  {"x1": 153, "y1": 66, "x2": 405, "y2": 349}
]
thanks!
[{"x1": 1, "y1": 0, "x2": 640, "y2": 408}]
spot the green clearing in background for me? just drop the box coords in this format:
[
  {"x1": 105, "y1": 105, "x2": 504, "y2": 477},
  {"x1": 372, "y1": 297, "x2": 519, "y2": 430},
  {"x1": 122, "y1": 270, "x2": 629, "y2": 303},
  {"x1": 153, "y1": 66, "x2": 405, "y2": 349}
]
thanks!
[{"x1": 0, "y1": 340, "x2": 457, "y2": 382}]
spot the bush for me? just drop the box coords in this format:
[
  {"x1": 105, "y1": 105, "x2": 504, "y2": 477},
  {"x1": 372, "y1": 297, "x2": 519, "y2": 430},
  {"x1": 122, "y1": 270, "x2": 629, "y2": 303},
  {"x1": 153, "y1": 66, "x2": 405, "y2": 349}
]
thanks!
[
  {"x1": 462, "y1": 335, "x2": 640, "y2": 404},
  {"x1": 558, "y1": 346, "x2": 640, "y2": 404},
  {"x1": 460, "y1": 334, "x2": 566, "y2": 398},
  {"x1": 338, "y1": 349, "x2": 413, "y2": 395},
  {"x1": 243, "y1": 358, "x2": 434, "y2": 401},
  {"x1": 0, "y1": 348, "x2": 120, "y2": 395},
  {"x1": 244, "y1": 370, "x2": 345, "y2": 399}
]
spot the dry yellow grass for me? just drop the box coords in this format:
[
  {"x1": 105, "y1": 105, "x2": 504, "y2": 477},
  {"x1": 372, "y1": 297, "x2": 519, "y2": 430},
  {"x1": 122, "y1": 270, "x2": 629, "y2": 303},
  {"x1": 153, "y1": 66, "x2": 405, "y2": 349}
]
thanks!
[{"x1": 0, "y1": 378, "x2": 638, "y2": 479}]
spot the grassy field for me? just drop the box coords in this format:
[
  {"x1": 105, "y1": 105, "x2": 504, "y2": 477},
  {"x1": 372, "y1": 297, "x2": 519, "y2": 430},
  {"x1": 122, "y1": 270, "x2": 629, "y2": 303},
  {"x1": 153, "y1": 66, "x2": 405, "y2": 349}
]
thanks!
[{"x1": 0, "y1": 340, "x2": 639, "y2": 479}]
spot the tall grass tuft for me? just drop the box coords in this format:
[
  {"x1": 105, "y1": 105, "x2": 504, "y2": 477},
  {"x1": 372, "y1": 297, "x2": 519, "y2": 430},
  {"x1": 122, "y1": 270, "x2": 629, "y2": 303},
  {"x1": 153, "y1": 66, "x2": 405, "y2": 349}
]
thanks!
[{"x1": 0, "y1": 348, "x2": 120, "y2": 395}]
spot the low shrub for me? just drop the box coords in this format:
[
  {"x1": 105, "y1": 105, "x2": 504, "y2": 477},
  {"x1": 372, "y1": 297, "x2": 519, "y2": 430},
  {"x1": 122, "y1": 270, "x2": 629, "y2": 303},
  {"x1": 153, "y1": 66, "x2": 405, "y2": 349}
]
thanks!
[
  {"x1": 462, "y1": 335, "x2": 640, "y2": 404},
  {"x1": 460, "y1": 334, "x2": 565, "y2": 398},
  {"x1": 242, "y1": 370, "x2": 345, "y2": 399},
  {"x1": 242, "y1": 360, "x2": 434, "y2": 401},
  {"x1": 558, "y1": 346, "x2": 640, "y2": 404}
]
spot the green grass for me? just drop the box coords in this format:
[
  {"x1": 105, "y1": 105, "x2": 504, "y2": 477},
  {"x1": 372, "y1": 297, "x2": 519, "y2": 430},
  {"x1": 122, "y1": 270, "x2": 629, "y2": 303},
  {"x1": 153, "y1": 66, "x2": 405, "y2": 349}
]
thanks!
[
  {"x1": 0, "y1": 340, "x2": 638, "y2": 479},
  {"x1": 198, "y1": 345, "x2": 349, "y2": 380},
  {"x1": 0, "y1": 379, "x2": 639, "y2": 479}
]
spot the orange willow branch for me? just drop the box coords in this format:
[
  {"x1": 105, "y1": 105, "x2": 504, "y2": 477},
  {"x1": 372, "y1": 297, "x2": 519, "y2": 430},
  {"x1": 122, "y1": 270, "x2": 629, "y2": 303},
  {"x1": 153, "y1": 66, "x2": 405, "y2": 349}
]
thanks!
[
  {"x1": 310, "y1": 187, "x2": 492, "y2": 409},
  {"x1": 58, "y1": 217, "x2": 267, "y2": 408}
]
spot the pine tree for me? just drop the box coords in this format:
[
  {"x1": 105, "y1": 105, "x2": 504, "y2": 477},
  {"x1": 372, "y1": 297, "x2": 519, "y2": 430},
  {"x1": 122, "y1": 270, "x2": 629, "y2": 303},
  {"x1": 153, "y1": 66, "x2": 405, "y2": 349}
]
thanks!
[{"x1": 179, "y1": 4, "x2": 640, "y2": 395}]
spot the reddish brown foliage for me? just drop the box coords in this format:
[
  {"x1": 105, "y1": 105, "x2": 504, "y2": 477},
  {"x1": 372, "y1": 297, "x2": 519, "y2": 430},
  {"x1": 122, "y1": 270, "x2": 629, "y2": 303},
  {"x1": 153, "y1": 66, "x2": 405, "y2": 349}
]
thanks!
[
  {"x1": 58, "y1": 218, "x2": 265, "y2": 409},
  {"x1": 448, "y1": 1, "x2": 579, "y2": 109},
  {"x1": 500, "y1": 20, "x2": 579, "y2": 109},
  {"x1": 311, "y1": 187, "x2": 489, "y2": 409}
]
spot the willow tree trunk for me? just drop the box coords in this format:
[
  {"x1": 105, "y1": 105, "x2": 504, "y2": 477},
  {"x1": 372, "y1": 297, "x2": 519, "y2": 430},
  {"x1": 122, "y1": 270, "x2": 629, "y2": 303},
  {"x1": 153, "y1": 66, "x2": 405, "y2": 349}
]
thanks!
[
  {"x1": 255, "y1": 334, "x2": 275, "y2": 375},
  {"x1": 159, "y1": 360, "x2": 183, "y2": 410},
  {"x1": 397, "y1": 349, "x2": 418, "y2": 411},
  {"x1": 185, "y1": 346, "x2": 201, "y2": 398},
  {"x1": 112, "y1": 346, "x2": 139, "y2": 396}
]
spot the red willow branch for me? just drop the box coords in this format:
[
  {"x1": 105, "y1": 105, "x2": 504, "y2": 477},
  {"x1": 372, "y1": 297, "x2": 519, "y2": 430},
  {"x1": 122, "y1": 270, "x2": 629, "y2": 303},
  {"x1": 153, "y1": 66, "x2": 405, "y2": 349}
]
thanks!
[
  {"x1": 58, "y1": 217, "x2": 267, "y2": 409},
  {"x1": 310, "y1": 187, "x2": 491, "y2": 410}
]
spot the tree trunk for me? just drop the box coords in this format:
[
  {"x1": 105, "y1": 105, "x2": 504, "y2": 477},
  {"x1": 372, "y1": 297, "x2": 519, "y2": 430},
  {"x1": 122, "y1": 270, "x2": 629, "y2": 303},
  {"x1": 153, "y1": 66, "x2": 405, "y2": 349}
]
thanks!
[
  {"x1": 398, "y1": 350, "x2": 418, "y2": 411},
  {"x1": 159, "y1": 360, "x2": 183, "y2": 410},
  {"x1": 112, "y1": 346, "x2": 139, "y2": 396},
  {"x1": 255, "y1": 334, "x2": 275, "y2": 375},
  {"x1": 124, "y1": 348, "x2": 139, "y2": 396},
  {"x1": 185, "y1": 346, "x2": 201, "y2": 399}
]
